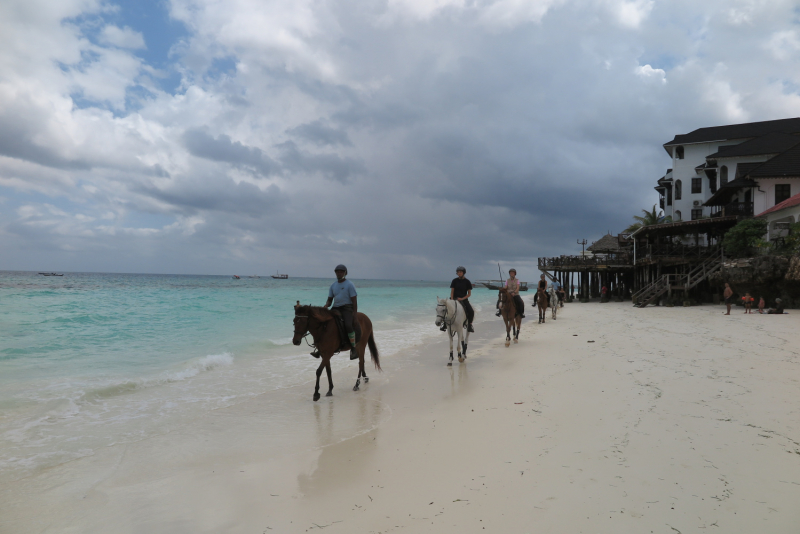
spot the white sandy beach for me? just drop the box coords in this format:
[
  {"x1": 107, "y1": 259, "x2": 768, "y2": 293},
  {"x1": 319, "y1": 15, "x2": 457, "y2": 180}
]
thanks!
[{"x1": 3, "y1": 301, "x2": 800, "y2": 533}]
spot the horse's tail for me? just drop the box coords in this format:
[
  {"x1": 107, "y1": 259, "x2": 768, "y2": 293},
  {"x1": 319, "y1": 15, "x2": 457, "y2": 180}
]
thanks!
[{"x1": 368, "y1": 333, "x2": 381, "y2": 371}]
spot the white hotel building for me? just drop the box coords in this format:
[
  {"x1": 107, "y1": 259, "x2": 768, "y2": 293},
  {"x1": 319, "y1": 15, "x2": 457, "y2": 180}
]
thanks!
[{"x1": 655, "y1": 118, "x2": 800, "y2": 239}]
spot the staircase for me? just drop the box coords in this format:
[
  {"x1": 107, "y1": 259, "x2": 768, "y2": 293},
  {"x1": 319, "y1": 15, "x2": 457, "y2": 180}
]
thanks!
[{"x1": 632, "y1": 248, "x2": 724, "y2": 308}]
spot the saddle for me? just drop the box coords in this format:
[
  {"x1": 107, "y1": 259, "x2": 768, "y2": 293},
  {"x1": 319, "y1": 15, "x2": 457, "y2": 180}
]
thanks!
[{"x1": 330, "y1": 309, "x2": 361, "y2": 353}]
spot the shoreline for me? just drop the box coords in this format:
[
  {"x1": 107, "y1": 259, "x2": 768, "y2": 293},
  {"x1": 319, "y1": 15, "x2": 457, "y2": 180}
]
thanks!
[{"x1": 3, "y1": 302, "x2": 799, "y2": 533}]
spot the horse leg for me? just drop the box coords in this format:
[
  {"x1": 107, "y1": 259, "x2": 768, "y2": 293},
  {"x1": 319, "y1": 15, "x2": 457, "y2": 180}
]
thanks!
[
  {"x1": 457, "y1": 326, "x2": 464, "y2": 363},
  {"x1": 447, "y1": 326, "x2": 454, "y2": 366},
  {"x1": 515, "y1": 318, "x2": 521, "y2": 342},
  {"x1": 313, "y1": 361, "x2": 325, "y2": 401},
  {"x1": 462, "y1": 328, "x2": 469, "y2": 356},
  {"x1": 325, "y1": 360, "x2": 334, "y2": 396},
  {"x1": 505, "y1": 318, "x2": 510, "y2": 347}
]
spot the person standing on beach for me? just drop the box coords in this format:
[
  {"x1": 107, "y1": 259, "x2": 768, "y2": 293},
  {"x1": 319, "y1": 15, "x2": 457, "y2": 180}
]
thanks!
[
  {"x1": 723, "y1": 283, "x2": 733, "y2": 315},
  {"x1": 446, "y1": 267, "x2": 474, "y2": 333},
  {"x1": 742, "y1": 293, "x2": 754, "y2": 314},
  {"x1": 758, "y1": 296, "x2": 766, "y2": 314},
  {"x1": 322, "y1": 264, "x2": 359, "y2": 360}
]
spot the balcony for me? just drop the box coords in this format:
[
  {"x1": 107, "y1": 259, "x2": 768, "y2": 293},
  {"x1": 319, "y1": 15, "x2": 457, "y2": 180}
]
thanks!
[{"x1": 723, "y1": 202, "x2": 753, "y2": 217}]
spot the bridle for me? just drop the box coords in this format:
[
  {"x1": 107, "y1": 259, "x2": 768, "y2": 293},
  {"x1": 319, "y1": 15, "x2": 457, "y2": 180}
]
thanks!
[
  {"x1": 293, "y1": 314, "x2": 317, "y2": 348},
  {"x1": 436, "y1": 301, "x2": 456, "y2": 329}
]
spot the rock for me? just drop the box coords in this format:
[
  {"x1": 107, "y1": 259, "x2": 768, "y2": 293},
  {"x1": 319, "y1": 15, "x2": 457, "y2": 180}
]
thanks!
[{"x1": 710, "y1": 254, "x2": 798, "y2": 308}]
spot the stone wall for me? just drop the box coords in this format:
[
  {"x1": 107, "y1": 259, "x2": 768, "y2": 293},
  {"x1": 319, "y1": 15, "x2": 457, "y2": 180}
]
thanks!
[{"x1": 709, "y1": 255, "x2": 800, "y2": 308}]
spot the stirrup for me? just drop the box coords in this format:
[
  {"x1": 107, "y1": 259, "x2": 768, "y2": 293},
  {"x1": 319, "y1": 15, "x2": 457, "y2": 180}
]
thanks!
[
  {"x1": 467, "y1": 324, "x2": 474, "y2": 333},
  {"x1": 495, "y1": 310, "x2": 501, "y2": 317},
  {"x1": 310, "y1": 349, "x2": 320, "y2": 358},
  {"x1": 439, "y1": 324, "x2": 447, "y2": 332},
  {"x1": 349, "y1": 348, "x2": 358, "y2": 360}
]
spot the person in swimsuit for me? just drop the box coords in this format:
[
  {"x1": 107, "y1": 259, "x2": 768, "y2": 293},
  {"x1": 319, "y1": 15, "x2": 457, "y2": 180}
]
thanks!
[
  {"x1": 742, "y1": 293, "x2": 754, "y2": 314},
  {"x1": 723, "y1": 283, "x2": 733, "y2": 315},
  {"x1": 758, "y1": 296, "x2": 765, "y2": 314}
]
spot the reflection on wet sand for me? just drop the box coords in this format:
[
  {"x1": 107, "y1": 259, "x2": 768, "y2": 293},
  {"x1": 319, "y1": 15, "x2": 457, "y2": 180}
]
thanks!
[
  {"x1": 448, "y1": 361, "x2": 470, "y2": 398},
  {"x1": 300, "y1": 391, "x2": 387, "y2": 496}
]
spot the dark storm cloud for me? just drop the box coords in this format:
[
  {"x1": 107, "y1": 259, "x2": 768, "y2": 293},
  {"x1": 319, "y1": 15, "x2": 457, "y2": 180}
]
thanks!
[
  {"x1": 287, "y1": 120, "x2": 352, "y2": 147},
  {"x1": 0, "y1": 109, "x2": 91, "y2": 171},
  {"x1": 182, "y1": 128, "x2": 277, "y2": 176},
  {"x1": 138, "y1": 178, "x2": 285, "y2": 217},
  {"x1": 276, "y1": 141, "x2": 365, "y2": 183}
]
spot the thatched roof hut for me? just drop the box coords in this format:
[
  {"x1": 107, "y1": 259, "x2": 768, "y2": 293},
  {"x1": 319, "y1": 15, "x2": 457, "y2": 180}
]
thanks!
[{"x1": 586, "y1": 233, "x2": 620, "y2": 254}]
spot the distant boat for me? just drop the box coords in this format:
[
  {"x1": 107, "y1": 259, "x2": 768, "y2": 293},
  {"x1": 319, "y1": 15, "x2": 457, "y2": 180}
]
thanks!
[
  {"x1": 232, "y1": 275, "x2": 240, "y2": 279},
  {"x1": 271, "y1": 271, "x2": 288, "y2": 279},
  {"x1": 248, "y1": 275, "x2": 260, "y2": 279},
  {"x1": 38, "y1": 272, "x2": 63, "y2": 277}
]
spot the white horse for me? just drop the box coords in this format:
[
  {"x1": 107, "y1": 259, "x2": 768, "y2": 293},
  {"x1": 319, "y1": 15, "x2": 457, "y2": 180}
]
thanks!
[
  {"x1": 548, "y1": 285, "x2": 558, "y2": 320},
  {"x1": 435, "y1": 298, "x2": 471, "y2": 366}
]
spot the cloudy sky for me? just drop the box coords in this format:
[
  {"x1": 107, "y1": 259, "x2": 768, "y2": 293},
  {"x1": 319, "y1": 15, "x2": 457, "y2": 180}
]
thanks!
[{"x1": 1, "y1": 0, "x2": 800, "y2": 279}]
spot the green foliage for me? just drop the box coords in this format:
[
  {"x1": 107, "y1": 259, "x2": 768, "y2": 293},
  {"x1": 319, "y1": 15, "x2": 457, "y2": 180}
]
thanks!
[
  {"x1": 624, "y1": 205, "x2": 672, "y2": 233},
  {"x1": 722, "y1": 218, "x2": 769, "y2": 257},
  {"x1": 784, "y1": 222, "x2": 800, "y2": 253}
]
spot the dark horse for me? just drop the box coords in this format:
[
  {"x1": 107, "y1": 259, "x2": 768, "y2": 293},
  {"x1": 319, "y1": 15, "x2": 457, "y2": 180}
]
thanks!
[
  {"x1": 498, "y1": 288, "x2": 522, "y2": 346},
  {"x1": 292, "y1": 302, "x2": 381, "y2": 401},
  {"x1": 535, "y1": 287, "x2": 548, "y2": 324}
]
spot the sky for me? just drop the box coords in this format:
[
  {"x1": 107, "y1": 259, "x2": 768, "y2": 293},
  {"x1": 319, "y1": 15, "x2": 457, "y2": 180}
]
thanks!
[{"x1": 2, "y1": 0, "x2": 800, "y2": 280}]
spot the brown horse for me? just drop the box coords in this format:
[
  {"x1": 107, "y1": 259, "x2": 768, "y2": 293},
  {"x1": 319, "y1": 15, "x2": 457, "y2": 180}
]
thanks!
[
  {"x1": 292, "y1": 302, "x2": 380, "y2": 401},
  {"x1": 536, "y1": 287, "x2": 548, "y2": 324},
  {"x1": 498, "y1": 288, "x2": 522, "y2": 347}
]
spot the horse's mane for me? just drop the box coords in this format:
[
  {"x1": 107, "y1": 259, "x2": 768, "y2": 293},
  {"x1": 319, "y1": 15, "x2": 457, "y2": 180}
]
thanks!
[{"x1": 296, "y1": 305, "x2": 334, "y2": 320}]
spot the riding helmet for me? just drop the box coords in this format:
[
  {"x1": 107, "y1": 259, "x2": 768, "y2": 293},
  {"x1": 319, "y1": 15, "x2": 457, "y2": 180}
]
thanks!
[
  {"x1": 509, "y1": 268, "x2": 516, "y2": 274},
  {"x1": 456, "y1": 266, "x2": 466, "y2": 273},
  {"x1": 334, "y1": 264, "x2": 348, "y2": 273}
]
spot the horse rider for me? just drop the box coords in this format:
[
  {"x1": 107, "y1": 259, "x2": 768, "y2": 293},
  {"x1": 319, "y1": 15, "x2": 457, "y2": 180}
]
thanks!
[
  {"x1": 441, "y1": 266, "x2": 475, "y2": 332},
  {"x1": 533, "y1": 273, "x2": 550, "y2": 308},
  {"x1": 495, "y1": 268, "x2": 525, "y2": 318},
  {"x1": 315, "y1": 264, "x2": 359, "y2": 360}
]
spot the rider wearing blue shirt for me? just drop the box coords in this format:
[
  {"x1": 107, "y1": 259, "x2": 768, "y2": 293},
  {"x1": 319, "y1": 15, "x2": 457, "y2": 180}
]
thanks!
[{"x1": 323, "y1": 264, "x2": 359, "y2": 360}]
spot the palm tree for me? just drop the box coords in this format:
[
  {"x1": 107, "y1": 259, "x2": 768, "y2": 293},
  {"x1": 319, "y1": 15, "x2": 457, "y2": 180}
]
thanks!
[{"x1": 624, "y1": 205, "x2": 672, "y2": 233}]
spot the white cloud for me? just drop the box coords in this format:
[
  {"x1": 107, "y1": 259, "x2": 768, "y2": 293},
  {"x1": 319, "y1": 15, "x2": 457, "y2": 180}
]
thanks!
[
  {"x1": 764, "y1": 30, "x2": 800, "y2": 61},
  {"x1": 607, "y1": 0, "x2": 653, "y2": 28},
  {"x1": 99, "y1": 25, "x2": 146, "y2": 49},
  {"x1": 635, "y1": 64, "x2": 666, "y2": 84}
]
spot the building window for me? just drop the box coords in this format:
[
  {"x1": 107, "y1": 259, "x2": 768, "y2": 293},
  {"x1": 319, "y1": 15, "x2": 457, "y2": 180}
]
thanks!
[
  {"x1": 675, "y1": 180, "x2": 682, "y2": 200},
  {"x1": 675, "y1": 210, "x2": 682, "y2": 221},
  {"x1": 691, "y1": 177, "x2": 702, "y2": 194},
  {"x1": 709, "y1": 175, "x2": 717, "y2": 193},
  {"x1": 667, "y1": 187, "x2": 672, "y2": 206},
  {"x1": 691, "y1": 208, "x2": 703, "y2": 220},
  {"x1": 675, "y1": 146, "x2": 684, "y2": 159},
  {"x1": 720, "y1": 166, "x2": 728, "y2": 185},
  {"x1": 776, "y1": 184, "x2": 791, "y2": 204}
]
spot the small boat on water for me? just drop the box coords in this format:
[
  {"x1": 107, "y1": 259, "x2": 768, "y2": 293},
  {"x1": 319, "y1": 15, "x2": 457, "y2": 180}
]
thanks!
[
  {"x1": 232, "y1": 275, "x2": 240, "y2": 279},
  {"x1": 476, "y1": 280, "x2": 528, "y2": 291},
  {"x1": 248, "y1": 275, "x2": 260, "y2": 279},
  {"x1": 271, "y1": 272, "x2": 288, "y2": 279},
  {"x1": 38, "y1": 272, "x2": 63, "y2": 277}
]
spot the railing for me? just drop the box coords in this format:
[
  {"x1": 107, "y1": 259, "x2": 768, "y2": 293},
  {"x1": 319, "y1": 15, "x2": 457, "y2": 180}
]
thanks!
[
  {"x1": 538, "y1": 254, "x2": 632, "y2": 270},
  {"x1": 723, "y1": 201, "x2": 753, "y2": 217},
  {"x1": 632, "y1": 247, "x2": 724, "y2": 307}
]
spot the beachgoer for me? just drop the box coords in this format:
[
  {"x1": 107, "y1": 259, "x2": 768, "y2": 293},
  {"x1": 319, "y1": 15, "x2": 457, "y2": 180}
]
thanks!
[
  {"x1": 723, "y1": 283, "x2": 733, "y2": 315},
  {"x1": 767, "y1": 298, "x2": 785, "y2": 315},
  {"x1": 758, "y1": 296, "x2": 765, "y2": 314},
  {"x1": 321, "y1": 264, "x2": 359, "y2": 360},
  {"x1": 742, "y1": 293, "x2": 754, "y2": 314},
  {"x1": 444, "y1": 266, "x2": 474, "y2": 333},
  {"x1": 571, "y1": 284, "x2": 575, "y2": 298},
  {"x1": 496, "y1": 268, "x2": 525, "y2": 318}
]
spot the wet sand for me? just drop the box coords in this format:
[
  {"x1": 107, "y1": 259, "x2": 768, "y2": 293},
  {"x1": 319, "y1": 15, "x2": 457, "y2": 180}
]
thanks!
[{"x1": 3, "y1": 302, "x2": 800, "y2": 533}]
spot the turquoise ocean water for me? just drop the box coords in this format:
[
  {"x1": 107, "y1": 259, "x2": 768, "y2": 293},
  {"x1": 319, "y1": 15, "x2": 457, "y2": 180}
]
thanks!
[{"x1": 0, "y1": 271, "x2": 494, "y2": 482}]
